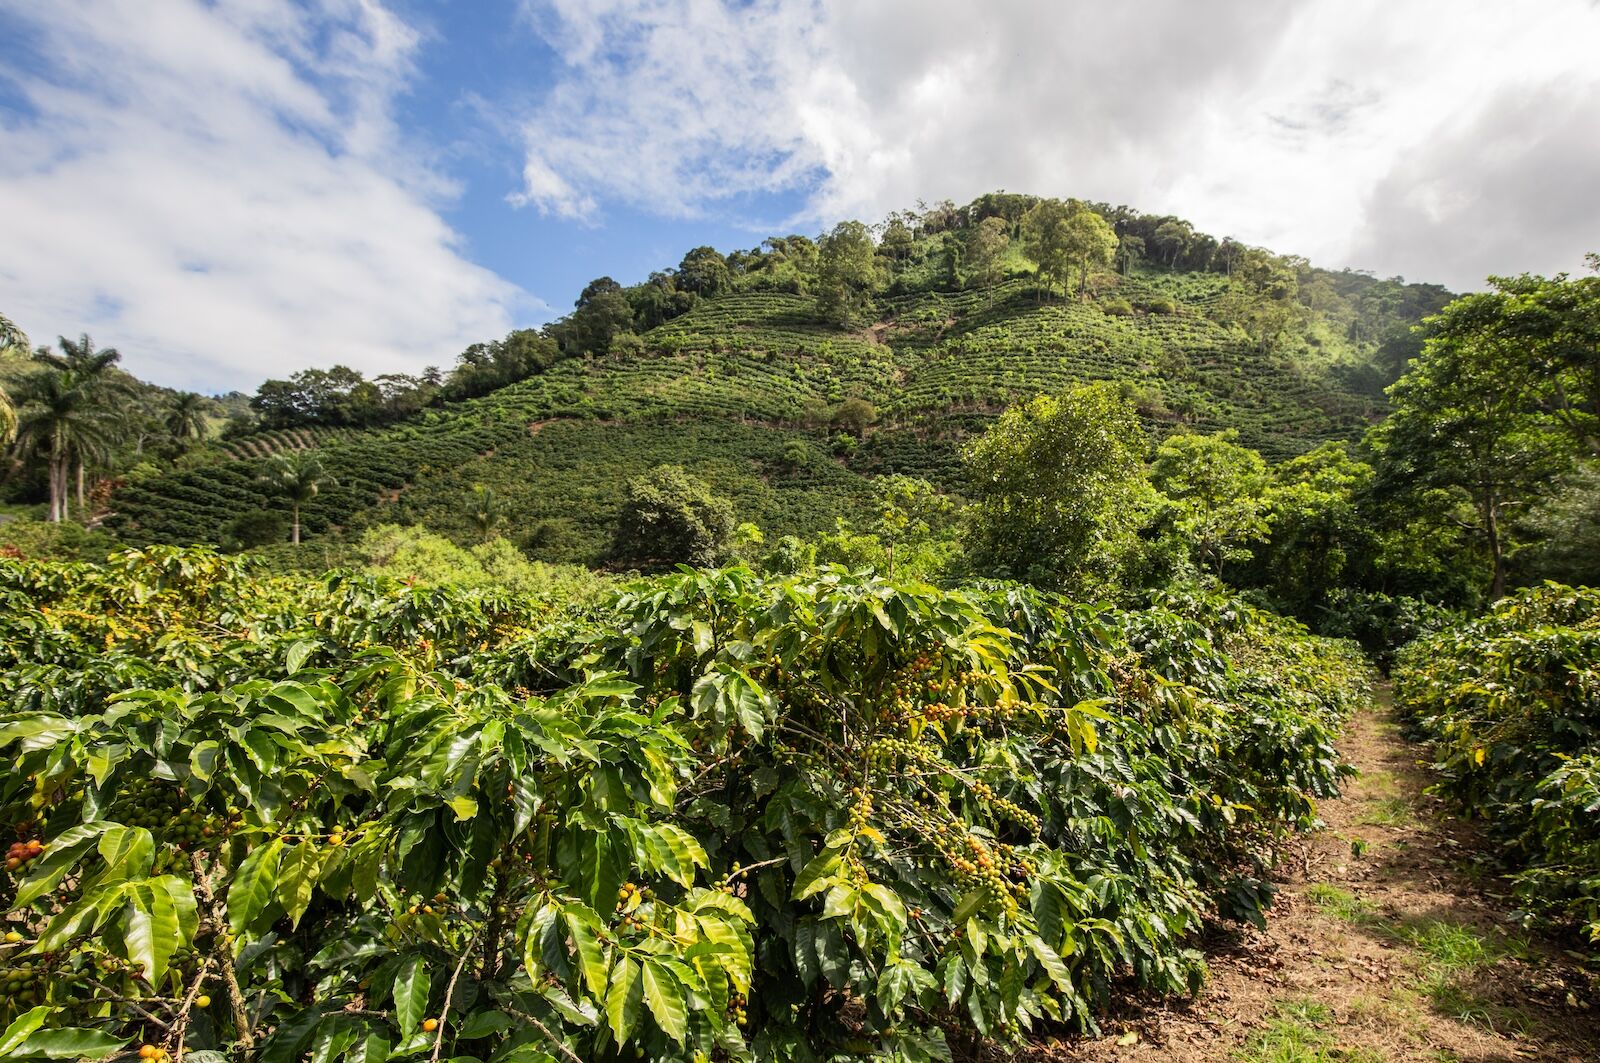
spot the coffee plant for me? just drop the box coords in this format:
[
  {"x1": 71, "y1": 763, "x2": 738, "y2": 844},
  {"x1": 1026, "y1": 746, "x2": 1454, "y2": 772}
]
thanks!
[
  {"x1": 0, "y1": 548, "x2": 1366, "y2": 1060},
  {"x1": 1395, "y1": 583, "x2": 1600, "y2": 953}
]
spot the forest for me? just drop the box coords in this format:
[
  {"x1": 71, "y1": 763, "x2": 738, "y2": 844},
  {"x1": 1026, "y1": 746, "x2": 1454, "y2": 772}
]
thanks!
[{"x1": 0, "y1": 194, "x2": 1596, "y2": 1061}]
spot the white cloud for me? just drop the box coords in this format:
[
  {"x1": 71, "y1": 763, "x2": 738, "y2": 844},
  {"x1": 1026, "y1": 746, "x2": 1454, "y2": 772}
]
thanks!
[
  {"x1": 0, "y1": 0, "x2": 528, "y2": 392},
  {"x1": 513, "y1": 0, "x2": 1600, "y2": 290}
]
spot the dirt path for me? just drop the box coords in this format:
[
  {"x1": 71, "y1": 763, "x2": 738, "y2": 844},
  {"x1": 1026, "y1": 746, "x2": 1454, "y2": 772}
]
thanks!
[{"x1": 1033, "y1": 688, "x2": 1600, "y2": 1063}]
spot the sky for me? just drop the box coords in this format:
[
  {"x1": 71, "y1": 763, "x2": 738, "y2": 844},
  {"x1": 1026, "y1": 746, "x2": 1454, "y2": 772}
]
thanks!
[{"x1": 2, "y1": 0, "x2": 1598, "y2": 393}]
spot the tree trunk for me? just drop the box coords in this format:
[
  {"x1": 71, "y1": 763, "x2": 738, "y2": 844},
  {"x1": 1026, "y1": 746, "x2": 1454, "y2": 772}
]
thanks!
[
  {"x1": 47, "y1": 458, "x2": 62, "y2": 523},
  {"x1": 76, "y1": 462, "x2": 85, "y2": 512},
  {"x1": 292, "y1": 504, "x2": 301, "y2": 546},
  {"x1": 1484, "y1": 497, "x2": 1506, "y2": 599}
]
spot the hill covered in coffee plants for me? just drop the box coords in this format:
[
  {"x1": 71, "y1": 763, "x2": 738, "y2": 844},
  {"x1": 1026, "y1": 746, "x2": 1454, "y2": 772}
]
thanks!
[{"x1": 96, "y1": 194, "x2": 1450, "y2": 562}]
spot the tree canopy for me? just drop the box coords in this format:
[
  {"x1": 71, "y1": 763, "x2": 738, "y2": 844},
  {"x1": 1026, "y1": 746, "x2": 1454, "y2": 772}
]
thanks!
[
  {"x1": 963, "y1": 383, "x2": 1151, "y2": 593},
  {"x1": 613, "y1": 464, "x2": 735, "y2": 569}
]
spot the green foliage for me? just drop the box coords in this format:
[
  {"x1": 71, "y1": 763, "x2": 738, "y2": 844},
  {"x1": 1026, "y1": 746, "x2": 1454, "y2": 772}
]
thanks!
[
  {"x1": 677, "y1": 246, "x2": 732, "y2": 298},
  {"x1": 0, "y1": 549, "x2": 1367, "y2": 1060},
  {"x1": 815, "y1": 221, "x2": 879, "y2": 326},
  {"x1": 964, "y1": 216, "x2": 1011, "y2": 290},
  {"x1": 0, "y1": 518, "x2": 119, "y2": 562},
  {"x1": 613, "y1": 464, "x2": 735, "y2": 569},
  {"x1": 1020, "y1": 199, "x2": 1117, "y2": 299},
  {"x1": 1213, "y1": 250, "x2": 1304, "y2": 355},
  {"x1": 831, "y1": 396, "x2": 877, "y2": 438},
  {"x1": 104, "y1": 250, "x2": 1413, "y2": 559},
  {"x1": 1394, "y1": 584, "x2": 1600, "y2": 952},
  {"x1": 356, "y1": 524, "x2": 611, "y2": 605},
  {"x1": 1250, "y1": 442, "x2": 1374, "y2": 616},
  {"x1": 219, "y1": 509, "x2": 287, "y2": 551},
  {"x1": 963, "y1": 384, "x2": 1152, "y2": 594},
  {"x1": 1375, "y1": 279, "x2": 1584, "y2": 596},
  {"x1": 1515, "y1": 461, "x2": 1600, "y2": 586},
  {"x1": 1148, "y1": 430, "x2": 1272, "y2": 576},
  {"x1": 257, "y1": 451, "x2": 335, "y2": 546}
]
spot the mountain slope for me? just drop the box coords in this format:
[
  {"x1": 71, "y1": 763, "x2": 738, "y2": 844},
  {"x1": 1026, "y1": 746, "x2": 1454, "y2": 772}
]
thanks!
[{"x1": 105, "y1": 202, "x2": 1451, "y2": 562}]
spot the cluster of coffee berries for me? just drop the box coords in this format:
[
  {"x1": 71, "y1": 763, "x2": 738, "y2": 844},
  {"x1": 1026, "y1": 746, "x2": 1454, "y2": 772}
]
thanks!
[
  {"x1": 137, "y1": 1045, "x2": 171, "y2": 1060},
  {"x1": 1, "y1": 958, "x2": 47, "y2": 1006},
  {"x1": 862, "y1": 737, "x2": 940, "y2": 771},
  {"x1": 927, "y1": 829, "x2": 1027, "y2": 910},
  {"x1": 405, "y1": 892, "x2": 452, "y2": 917},
  {"x1": 728, "y1": 990, "x2": 749, "y2": 1027},
  {"x1": 847, "y1": 788, "x2": 875, "y2": 830},
  {"x1": 112, "y1": 787, "x2": 239, "y2": 848},
  {"x1": 3, "y1": 839, "x2": 42, "y2": 873},
  {"x1": 968, "y1": 780, "x2": 1042, "y2": 833},
  {"x1": 616, "y1": 882, "x2": 657, "y2": 929}
]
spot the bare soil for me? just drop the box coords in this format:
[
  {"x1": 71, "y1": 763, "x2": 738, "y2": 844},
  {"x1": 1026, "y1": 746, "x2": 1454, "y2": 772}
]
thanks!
[{"x1": 1022, "y1": 689, "x2": 1600, "y2": 1063}]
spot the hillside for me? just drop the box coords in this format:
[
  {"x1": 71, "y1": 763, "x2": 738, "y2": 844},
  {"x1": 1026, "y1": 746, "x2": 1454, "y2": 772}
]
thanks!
[{"x1": 101, "y1": 197, "x2": 1451, "y2": 562}]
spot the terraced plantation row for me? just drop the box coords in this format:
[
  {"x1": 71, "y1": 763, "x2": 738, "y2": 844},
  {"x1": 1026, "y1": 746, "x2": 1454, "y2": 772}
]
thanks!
[{"x1": 216, "y1": 425, "x2": 349, "y2": 460}]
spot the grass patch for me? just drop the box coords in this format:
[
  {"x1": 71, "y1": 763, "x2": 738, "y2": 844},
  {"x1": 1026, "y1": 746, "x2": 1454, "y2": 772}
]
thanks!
[
  {"x1": 1231, "y1": 998, "x2": 1386, "y2": 1063},
  {"x1": 1343, "y1": 992, "x2": 1422, "y2": 1033},
  {"x1": 1355, "y1": 768, "x2": 1400, "y2": 797},
  {"x1": 1357, "y1": 797, "x2": 1415, "y2": 827},
  {"x1": 1381, "y1": 917, "x2": 1533, "y2": 1032},
  {"x1": 1388, "y1": 915, "x2": 1529, "y2": 971},
  {"x1": 1304, "y1": 883, "x2": 1375, "y2": 923}
]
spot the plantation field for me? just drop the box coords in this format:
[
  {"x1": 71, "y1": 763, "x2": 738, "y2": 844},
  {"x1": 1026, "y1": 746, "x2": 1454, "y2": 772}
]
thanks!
[
  {"x1": 0, "y1": 549, "x2": 1369, "y2": 1061},
  {"x1": 107, "y1": 271, "x2": 1389, "y2": 557},
  {"x1": 1395, "y1": 584, "x2": 1600, "y2": 954}
]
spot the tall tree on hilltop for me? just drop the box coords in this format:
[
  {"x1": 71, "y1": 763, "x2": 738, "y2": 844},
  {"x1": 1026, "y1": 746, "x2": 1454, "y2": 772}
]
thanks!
[
  {"x1": 1020, "y1": 199, "x2": 1073, "y2": 299},
  {"x1": 815, "y1": 221, "x2": 877, "y2": 326},
  {"x1": 1117, "y1": 233, "x2": 1145, "y2": 276},
  {"x1": 964, "y1": 215, "x2": 1011, "y2": 294},
  {"x1": 1021, "y1": 200, "x2": 1118, "y2": 300},
  {"x1": 676, "y1": 247, "x2": 731, "y2": 297},
  {"x1": 1152, "y1": 219, "x2": 1193, "y2": 268},
  {"x1": 1062, "y1": 210, "x2": 1118, "y2": 298}
]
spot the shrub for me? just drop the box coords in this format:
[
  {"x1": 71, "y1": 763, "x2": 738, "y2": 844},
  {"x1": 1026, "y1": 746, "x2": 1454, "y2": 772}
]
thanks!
[
  {"x1": 1394, "y1": 584, "x2": 1600, "y2": 950},
  {"x1": 612, "y1": 464, "x2": 736, "y2": 569},
  {"x1": 0, "y1": 518, "x2": 119, "y2": 561},
  {"x1": 0, "y1": 550, "x2": 1367, "y2": 1059},
  {"x1": 221, "y1": 508, "x2": 288, "y2": 550}
]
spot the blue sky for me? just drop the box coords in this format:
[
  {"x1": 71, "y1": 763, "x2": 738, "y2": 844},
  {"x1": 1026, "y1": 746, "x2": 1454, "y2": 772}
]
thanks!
[
  {"x1": 382, "y1": 0, "x2": 813, "y2": 313},
  {"x1": 2, "y1": 0, "x2": 1599, "y2": 392}
]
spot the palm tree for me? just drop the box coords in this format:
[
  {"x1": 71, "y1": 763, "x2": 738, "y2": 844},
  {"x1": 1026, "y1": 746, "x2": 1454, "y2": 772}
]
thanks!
[
  {"x1": 0, "y1": 313, "x2": 28, "y2": 445},
  {"x1": 165, "y1": 392, "x2": 209, "y2": 446},
  {"x1": 469, "y1": 484, "x2": 502, "y2": 541},
  {"x1": 258, "y1": 451, "x2": 335, "y2": 545},
  {"x1": 34, "y1": 334, "x2": 131, "y2": 508},
  {"x1": 11, "y1": 370, "x2": 117, "y2": 522}
]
